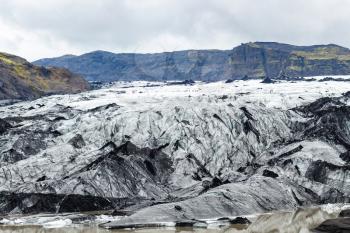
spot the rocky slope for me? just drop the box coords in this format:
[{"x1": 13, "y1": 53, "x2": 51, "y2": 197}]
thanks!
[
  {"x1": 34, "y1": 42, "x2": 350, "y2": 82},
  {"x1": 0, "y1": 79, "x2": 349, "y2": 228},
  {"x1": 0, "y1": 52, "x2": 90, "y2": 101}
]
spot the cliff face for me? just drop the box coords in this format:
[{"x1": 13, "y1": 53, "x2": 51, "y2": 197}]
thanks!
[
  {"x1": 0, "y1": 52, "x2": 90, "y2": 100},
  {"x1": 34, "y1": 42, "x2": 350, "y2": 82},
  {"x1": 229, "y1": 42, "x2": 350, "y2": 78}
]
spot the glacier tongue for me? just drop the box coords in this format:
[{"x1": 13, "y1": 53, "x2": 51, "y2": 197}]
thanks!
[{"x1": 0, "y1": 79, "x2": 349, "y2": 224}]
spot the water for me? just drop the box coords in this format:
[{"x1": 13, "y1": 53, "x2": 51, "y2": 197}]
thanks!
[
  {"x1": 0, "y1": 205, "x2": 347, "y2": 233},
  {"x1": 0, "y1": 226, "x2": 247, "y2": 233}
]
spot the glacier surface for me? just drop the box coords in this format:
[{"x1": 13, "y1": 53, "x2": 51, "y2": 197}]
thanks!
[{"x1": 0, "y1": 78, "x2": 349, "y2": 228}]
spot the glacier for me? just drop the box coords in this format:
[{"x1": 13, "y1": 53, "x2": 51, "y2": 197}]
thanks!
[{"x1": 0, "y1": 77, "x2": 349, "y2": 229}]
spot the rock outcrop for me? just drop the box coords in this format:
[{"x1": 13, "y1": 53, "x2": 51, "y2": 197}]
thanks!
[{"x1": 0, "y1": 52, "x2": 89, "y2": 100}]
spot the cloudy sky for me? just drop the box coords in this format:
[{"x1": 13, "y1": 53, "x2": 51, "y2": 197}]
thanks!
[{"x1": 0, "y1": 0, "x2": 349, "y2": 61}]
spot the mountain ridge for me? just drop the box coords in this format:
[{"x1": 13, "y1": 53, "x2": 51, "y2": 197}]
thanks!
[
  {"x1": 0, "y1": 52, "x2": 90, "y2": 100},
  {"x1": 37, "y1": 42, "x2": 350, "y2": 58},
  {"x1": 34, "y1": 42, "x2": 350, "y2": 82}
]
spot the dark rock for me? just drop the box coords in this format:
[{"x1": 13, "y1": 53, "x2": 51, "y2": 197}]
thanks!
[
  {"x1": 268, "y1": 145, "x2": 303, "y2": 165},
  {"x1": 77, "y1": 141, "x2": 174, "y2": 200},
  {"x1": 216, "y1": 216, "x2": 251, "y2": 225},
  {"x1": 168, "y1": 80, "x2": 195, "y2": 85},
  {"x1": 111, "y1": 209, "x2": 130, "y2": 216},
  {"x1": 213, "y1": 113, "x2": 225, "y2": 124},
  {"x1": 201, "y1": 177, "x2": 228, "y2": 193},
  {"x1": 243, "y1": 120, "x2": 260, "y2": 141},
  {"x1": 174, "y1": 220, "x2": 196, "y2": 227},
  {"x1": 36, "y1": 176, "x2": 47, "y2": 182},
  {"x1": 319, "y1": 77, "x2": 350, "y2": 82},
  {"x1": 297, "y1": 97, "x2": 343, "y2": 116},
  {"x1": 70, "y1": 215, "x2": 96, "y2": 224},
  {"x1": 319, "y1": 188, "x2": 348, "y2": 204},
  {"x1": 340, "y1": 151, "x2": 350, "y2": 163},
  {"x1": 219, "y1": 95, "x2": 229, "y2": 100},
  {"x1": 181, "y1": 120, "x2": 191, "y2": 125},
  {"x1": 89, "y1": 103, "x2": 119, "y2": 112},
  {"x1": 0, "y1": 118, "x2": 11, "y2": 134},
  {"x1": 52, "y1": 116, "x2": 67, "y2": 121},
  {"x1": 241, "y1": 75, "x2": 250, "y2": 81},
  {"x1": 0, "y1": 149, "x2": 25, "y2": 163},
  {"x1": 217, "y1": 217, "x2": 230, "y2": 221},
  {"x1": 229, "y1": 217, "x2": 251, "y2": 225},
  {"x1": 313, "y1": 218, "x2": 350, "y2": 233},
  {"x1": 262, "y1": 170, "x2": 279, "y2": 178},
  {"x1": 296, "y1": 97, "x2": 350, "y2": 149},
  {"x1": 295, "y1": 165, "x2": 301, "y2": 175},
  {"x1": 261, "y1": 76, "x2": 275, "y2": 83},
  {"x1": 0, "y1": 191, "x2": 117, "y2": 214},
  {"x1": 12, "y1": 131, "x2": 48, "y2": 157},
  {"x1": 240, "y1": 106, "x2": 255, "y2": 121},
  {"x1": 279, "y1": 145, "x2": 303, "y2": 158},
  {"x1": 340, "y1": 209, "x2": 350, "y2": 217},
  {"x1": 68, "y1": 134, "x2": 86, "y2": 149},
  {"x1": 186, "y1": 153, "x2": 212, "y2": 179},
  {"x1": 305, "y1": 160, "x2": 350, "y2": 184},
  {"x1": 144, "y1": 160, "x2": 156, "y2": 175},
  {"x1": 282, "y1": 159, "x2": 293, "y2": 166},
  {"x1": 51, "y1": 130, "x2": 62, "y2": 137}
]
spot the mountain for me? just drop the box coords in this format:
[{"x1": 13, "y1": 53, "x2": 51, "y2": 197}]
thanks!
[
  {"x1": 34, "y1": 42, "x2": 350, "y2": 82},
  {"x1": 0, "y1": 52, "x2": 89, "y2": 100},
  {"x1": 0, "y1": 80, "x2": 349, "y2": 224}
]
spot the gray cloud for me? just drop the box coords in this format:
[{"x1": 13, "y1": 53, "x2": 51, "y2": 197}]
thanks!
[{"x1": 0, "y1": 0, "x2": 349, "y2": 61}]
